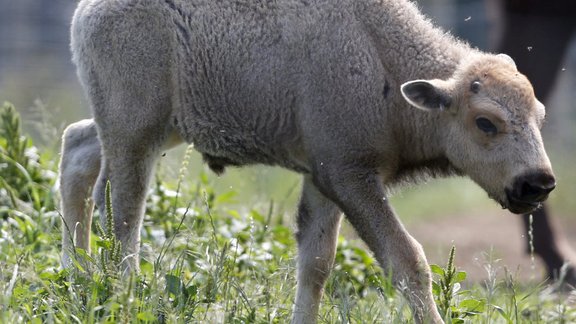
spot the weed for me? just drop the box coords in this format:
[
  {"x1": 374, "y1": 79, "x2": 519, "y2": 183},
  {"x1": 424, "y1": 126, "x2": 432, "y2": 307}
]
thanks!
[{"x1": 431, "y1": 246, "x2": 486, "y2": 323}]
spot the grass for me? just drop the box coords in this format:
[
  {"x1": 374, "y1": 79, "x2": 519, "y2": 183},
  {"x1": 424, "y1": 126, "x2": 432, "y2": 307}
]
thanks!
[{"x1": 1, "y1": 101, "x2": 576, "y2": 323}]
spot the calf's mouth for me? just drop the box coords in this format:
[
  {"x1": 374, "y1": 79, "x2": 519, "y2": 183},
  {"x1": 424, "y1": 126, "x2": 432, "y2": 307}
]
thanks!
[
  {"x1": 504, "y1": 192, "x2": 543, "y2": 214},
  {"x1": 502, "y1": 170, "x2": 556, "y2": 214}
]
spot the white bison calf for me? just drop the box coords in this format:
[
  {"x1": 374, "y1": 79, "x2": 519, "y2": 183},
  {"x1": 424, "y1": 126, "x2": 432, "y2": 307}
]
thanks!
[{"x1": 61, "y1": 0, "x2": 556, "y2": 322}]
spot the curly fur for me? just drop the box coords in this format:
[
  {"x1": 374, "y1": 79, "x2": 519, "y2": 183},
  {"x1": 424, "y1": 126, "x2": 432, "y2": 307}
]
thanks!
[{"x1": 60, "y1": 1, "x2": 555, "y2": 323}]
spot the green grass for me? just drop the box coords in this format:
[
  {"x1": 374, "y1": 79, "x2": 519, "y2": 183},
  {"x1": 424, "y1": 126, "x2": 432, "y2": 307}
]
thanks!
[{"x1": 2, "y1": 101, "x2": 576, "y2": 323}]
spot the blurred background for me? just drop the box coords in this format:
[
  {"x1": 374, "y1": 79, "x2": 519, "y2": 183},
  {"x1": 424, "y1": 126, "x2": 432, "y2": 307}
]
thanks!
[{"x1": 1, "y1": 0, "x2": 575, "y2": 281}]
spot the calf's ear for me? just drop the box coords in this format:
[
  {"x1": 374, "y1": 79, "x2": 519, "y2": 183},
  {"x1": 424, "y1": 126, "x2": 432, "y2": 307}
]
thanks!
[{"x1": 401, "y1": 80, "x2": 452, "y2": 111}]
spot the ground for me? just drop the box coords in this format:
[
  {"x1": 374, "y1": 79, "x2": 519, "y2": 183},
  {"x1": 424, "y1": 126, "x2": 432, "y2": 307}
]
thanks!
[{"x1": 407, "y1": 210, "x2": 576, "y2": 284}]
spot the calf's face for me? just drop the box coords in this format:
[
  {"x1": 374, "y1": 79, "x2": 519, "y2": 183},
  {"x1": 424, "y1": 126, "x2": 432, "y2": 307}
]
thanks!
[{"x1": 401, "y1": 54, "x2": 555, "y2": 214}]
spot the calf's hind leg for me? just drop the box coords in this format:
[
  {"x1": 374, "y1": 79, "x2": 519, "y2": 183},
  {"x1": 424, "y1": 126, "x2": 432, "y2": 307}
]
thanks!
[
  {"x1": 92, "y1": 115, "x2": 175, "y2": 271},
  {"x1": 59, "y1": 118, "x2": 183, "y2": 269},
  {"x1": 293, "y1": 176, "x2": 342, "y2": 323},
  {"x1": 59, "y1": 119, "x2": 101, "y2": 267}
]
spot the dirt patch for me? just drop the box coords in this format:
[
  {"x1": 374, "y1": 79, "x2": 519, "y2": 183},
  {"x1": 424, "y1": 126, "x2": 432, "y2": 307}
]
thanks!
[{"x1": 406, "y1": 210, "x2": 576, "y2": 284}]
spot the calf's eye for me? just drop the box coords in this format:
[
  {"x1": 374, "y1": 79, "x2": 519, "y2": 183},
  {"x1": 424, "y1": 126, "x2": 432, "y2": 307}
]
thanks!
[{"x1": 475, "y1": 117, "x2": 497, "y2": 135}]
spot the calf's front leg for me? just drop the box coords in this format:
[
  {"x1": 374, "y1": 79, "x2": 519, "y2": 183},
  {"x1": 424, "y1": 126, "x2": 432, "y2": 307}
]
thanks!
[{"x1": 312, "y1": 165, "x2": 443, "y2": 324}]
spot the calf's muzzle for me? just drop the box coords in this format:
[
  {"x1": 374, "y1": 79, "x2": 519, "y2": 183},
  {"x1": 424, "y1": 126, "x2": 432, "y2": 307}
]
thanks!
[{"x1": 506, "y1": 171, "x2": 556, "y2": 214}]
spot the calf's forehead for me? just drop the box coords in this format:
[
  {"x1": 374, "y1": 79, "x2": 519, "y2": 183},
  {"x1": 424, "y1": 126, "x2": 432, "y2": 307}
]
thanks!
[
  {"x1": 462, "y1": 62, "x2": 541, "y2": 120},
  {"x1": 485, "y1": 68, "x2": 533, "y2": 103}
]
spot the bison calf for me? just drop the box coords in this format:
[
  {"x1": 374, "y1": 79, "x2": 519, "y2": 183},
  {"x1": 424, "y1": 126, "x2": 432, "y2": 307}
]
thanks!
[{"x1": 61, "y1": 0, "x2": 555, "y2": 323}]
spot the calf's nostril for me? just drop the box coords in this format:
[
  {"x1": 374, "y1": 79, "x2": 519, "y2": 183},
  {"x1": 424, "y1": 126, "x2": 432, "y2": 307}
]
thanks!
[
  {"x1": 542, "y1": 181, "x2": 556, "y2": 193},
  {"x1": 537, "y1": 173, "x2": 556, "y2": 193},
  {"x1": 519, "y1": 177, "x2": 555, "y2": 202}
]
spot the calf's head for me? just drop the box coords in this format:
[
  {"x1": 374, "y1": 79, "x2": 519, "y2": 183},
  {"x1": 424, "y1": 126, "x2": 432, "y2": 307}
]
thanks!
[{"x1": 401, "y1": 54, "x2": 555, "y2": 214}]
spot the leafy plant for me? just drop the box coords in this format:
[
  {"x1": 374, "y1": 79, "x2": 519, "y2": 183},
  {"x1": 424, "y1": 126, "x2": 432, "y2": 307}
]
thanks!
[
  {"x1": 0, "y1": 102, "x2": 55, "y2": 212},
  {"x1": 431, "y1": 246, "x2": 486, "y2": 323}
]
